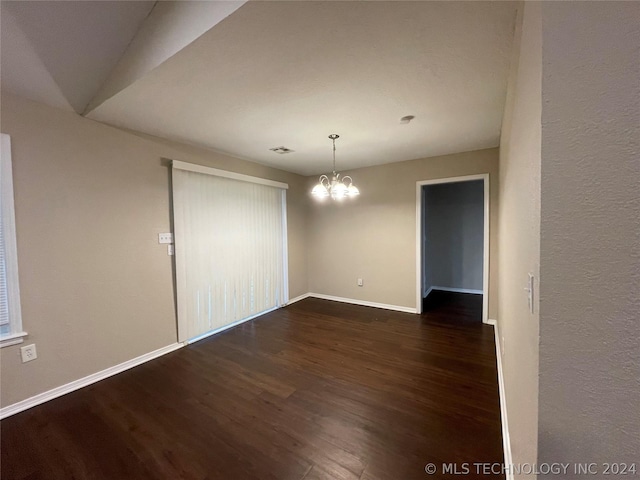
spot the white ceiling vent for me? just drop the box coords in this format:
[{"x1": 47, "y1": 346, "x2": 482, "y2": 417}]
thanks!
[{"x1": 269, "y1": 146, "x2": 295, "y2": 154}]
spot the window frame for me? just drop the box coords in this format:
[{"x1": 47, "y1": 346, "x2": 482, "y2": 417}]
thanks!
[{"x1": 0, "y1": 133, "x2": 26, "y2": 348}]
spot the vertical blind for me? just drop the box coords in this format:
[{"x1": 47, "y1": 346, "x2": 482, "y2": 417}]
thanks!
[
  {"x1": 172, "y1": 162, "x2": 288, "y2": 342},
  {"x1": 0, "y1": 162, "x2": 10, "y2": 332}
]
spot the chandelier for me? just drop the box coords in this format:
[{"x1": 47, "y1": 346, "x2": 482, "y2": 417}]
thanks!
[{"x1": 311, "y1": 134, "x2": 360, "y2": 200}]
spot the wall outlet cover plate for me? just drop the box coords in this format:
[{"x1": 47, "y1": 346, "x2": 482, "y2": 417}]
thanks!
[{"x1": 20, "y1": 344, "x2": 37, "y2": 363}]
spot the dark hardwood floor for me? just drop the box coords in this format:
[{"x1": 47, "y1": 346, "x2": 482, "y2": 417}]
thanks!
[
  {"x1": 1, "y1": 298, "x2": 503, "y2": 480},
  {"x1": 422, "y1": 290, "x2": 484, "y2": 323}
]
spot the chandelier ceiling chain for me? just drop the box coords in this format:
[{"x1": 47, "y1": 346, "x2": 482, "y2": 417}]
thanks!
[
  {"x1": 330, "y1": 134, "x2": 337, "y2": 174},
  {"x1": 311, "y1": 134, "x2": 360, "y2": 200}
]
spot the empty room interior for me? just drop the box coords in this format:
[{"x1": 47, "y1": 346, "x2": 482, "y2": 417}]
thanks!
[{"x1": 0, "y1": 1, "x2": 638, "y2": 479}]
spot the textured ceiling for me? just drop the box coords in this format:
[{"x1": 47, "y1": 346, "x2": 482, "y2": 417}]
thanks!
[
  {"x1": 87, "y1": 1, "x2": 517, "y2": 175},
  {"x1": 2, "y1": 1, "x2": 518, "y2": 176}
]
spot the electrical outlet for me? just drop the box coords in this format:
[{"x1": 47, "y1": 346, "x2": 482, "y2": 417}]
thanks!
[
  {"x1": 158, "y1": 233, "x2": 173, "y2": 244},
  {"x1": 501, "y1": 337, "x2": 505, "y2": 357},
  {"x1": 357, "y1": 278, "x2": 363, "y2": 287},
  {"x1": 20, "y1": 344, "x2": 37, "y2": 363}
]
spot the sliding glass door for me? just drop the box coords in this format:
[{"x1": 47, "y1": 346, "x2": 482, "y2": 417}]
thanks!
[{"x1": 172, "y1": 161, "x2": 288, "y2": 342}]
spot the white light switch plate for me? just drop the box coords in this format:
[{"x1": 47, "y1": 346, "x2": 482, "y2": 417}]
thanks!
[{"x1": 158, "y1": 233, "x2": 173, "y2": 244}]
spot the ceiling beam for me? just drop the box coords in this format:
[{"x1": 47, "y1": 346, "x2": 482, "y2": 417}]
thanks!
[{"x1": 83, "y1": 1, "x2": 246, "y2": 115}]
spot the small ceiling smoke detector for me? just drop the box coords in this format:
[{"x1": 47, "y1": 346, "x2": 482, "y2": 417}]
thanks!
[
  {"x1": 269, "y1": 146, "x2": 295, "y2": 154},
  {"x1": 400, "y1": 115, "x2": 415, "y2": 124}
]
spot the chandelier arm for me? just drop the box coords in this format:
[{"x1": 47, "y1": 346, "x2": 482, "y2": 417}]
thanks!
[{"x1": 342, "y1": 175, "x2": 353, "y2": 187}]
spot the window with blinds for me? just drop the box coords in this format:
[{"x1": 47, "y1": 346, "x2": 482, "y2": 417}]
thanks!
[
  {"x1": 172, "y1": 161, "x2": 288, "y2": 343},
  {"x1": 0, "y1": 134, "x2": 25, "y2": 348}
]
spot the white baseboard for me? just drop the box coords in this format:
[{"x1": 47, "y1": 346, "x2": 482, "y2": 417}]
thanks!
[
  {"x1": 308, "y1": 293, "x2": 417, "y2": 314},
  {"x1": 429, "y1": 286, "x2": 483, "y2": 295},
  {"x1": 490, "y1": 319, "x2": 513, "y2": 480},
  {"x1": 0, "y1": 342, "x2": 183, "y2": 420},
  {"x1": 286, "y1": 293, "x2": 311, "y2": 305}
]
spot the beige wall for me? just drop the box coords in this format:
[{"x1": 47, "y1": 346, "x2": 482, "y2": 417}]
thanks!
[
  {"x1": 0, "y1": 93, "x2": 308, "y2": 407},
  {"x1": 498, "y1": 2, "x2": 541, "y2": 475},
  {"x1": 307, "y1": 148, "x2": 499, "y2": 316},
  {"x1": 539, "y1": 1, "x2": 639, "y2": 467},
  {"x1": 0, "y1": 92, "x2": 498, "y2": 410}
]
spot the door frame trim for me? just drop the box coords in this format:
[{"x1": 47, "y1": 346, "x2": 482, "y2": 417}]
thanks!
[{"x1": 415, "y1": 174, "x2": 490, "y2": 323}]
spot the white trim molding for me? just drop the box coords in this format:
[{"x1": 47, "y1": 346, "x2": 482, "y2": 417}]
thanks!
[
  {"x1": 415, "y1": 174, "x2": 490, "y2": 322},
  {"x1": 281, "y1": 189, "x2": 290, "y2": 305},
  {"x1": 0, "y1": 331, "x2": 28, "y2": 348},
  {"x1": 286, "y1": 293, "x2": 312, "y2": 305},
  {"x1": 308, "y1": 293, "x2": 417, "y2": 314},
  {"x1": 0, "y1": 134, "x2": 26, "y2": 346},
  {"x1": 172, "y1": 160, "x2": 288, "y2": 190},
  {"x1": 489, "y1": 319, "x2": 513, "y2": 480},
  {"x1": 0, "y1": 343, "x2": 183, "y2": 419}
]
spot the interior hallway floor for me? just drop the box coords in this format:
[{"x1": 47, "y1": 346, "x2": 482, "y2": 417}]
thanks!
[
  {"x1": 423, "y1": 290, "x2": 484, "y2": 324},
  {"x1": 1, "y1": 298, "x2": 504, "y2": 480}
]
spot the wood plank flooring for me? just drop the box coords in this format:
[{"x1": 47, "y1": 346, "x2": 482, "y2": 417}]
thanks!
[
  {"x1": 1, "y1": 298, "x2": 504, "y2": 480},
  {"x1": 423, "y1": 290, "x2": 483, "y2": 323}
]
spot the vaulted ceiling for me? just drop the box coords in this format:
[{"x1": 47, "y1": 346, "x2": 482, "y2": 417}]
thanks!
[{"x1": 1, "y1": 1, "x2": 518, "y2": 175}]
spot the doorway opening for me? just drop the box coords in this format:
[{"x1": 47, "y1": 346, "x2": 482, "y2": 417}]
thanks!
[{"x1": 415, "y1": 174, "x2": 489, "y2": 323}]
